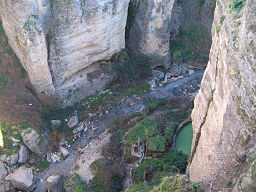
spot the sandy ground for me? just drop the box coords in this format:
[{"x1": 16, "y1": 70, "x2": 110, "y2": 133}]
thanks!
[{"x1": 74, "y1": 131, "x2": 111, "y2": 182}]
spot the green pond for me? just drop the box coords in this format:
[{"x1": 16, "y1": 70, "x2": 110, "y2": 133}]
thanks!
[{"x1": 175, "y1": 123, "x2": 193, "y2": 155}]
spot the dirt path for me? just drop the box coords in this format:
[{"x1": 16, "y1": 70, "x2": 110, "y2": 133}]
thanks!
[{"x1": 34, "y1": 69, "x2": 204, "y2": 191}]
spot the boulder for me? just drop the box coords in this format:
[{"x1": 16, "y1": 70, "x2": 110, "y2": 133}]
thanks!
[
  {"x1": 59, "y1": 147, "x2": 70, "y2": 158},
  {"x1": 6, "y1": 166, "x2": 35, "y2": 191},
  {"x1": 21, "y1": 128, "x2": 47, "y2": 156},
  {"x1": 18, "y1": 145, "x2": 29, "y2": 164},
  {"x1": 9, "y1": 154, "x2": 19, "y2": 165},
  {"x1": 46, "y1": 175, "x2": 64, "y2": 192},
  {"x1": 67, "y1": 116, "x2": 79, "y2": 129},
  {"x1": 51, "y1": 120, "x2": 61, "y2": 127},
  {"x1": 72, "y1": 122, "x2": 84, "y2": 134},
  {"x1": 0, "y1": 155, "x2": 7, "y2": 162},
  {"x1": 51, "y1": 153, "x2": 61, "y2": 163},
  {"x1": 152, "y1": 70, "x2": 165, "y2": 81},
  {"x1": 0, "y1": 181, "x2": 11, "y2": 192},
  {"x1": 0, "y1": 0, "x2": 130, "y2": 106},
  {"x1": 0, "y1": 161, "x2": 7, "y2": 179}
]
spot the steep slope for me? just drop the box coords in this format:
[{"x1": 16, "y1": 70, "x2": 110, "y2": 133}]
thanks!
[{"x1": 189, "y1": 0, "x2": 256, "y2": 190}]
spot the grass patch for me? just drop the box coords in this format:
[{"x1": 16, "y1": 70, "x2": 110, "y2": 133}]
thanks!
[
  {"x1": 125, "y1": 117, "x2": 159, "y2": 144},
  {"x1": 0, "y1": 121, "x2": 29, "y2": 155},
  {"x1": 122, "y1": 83, "x2": 150, "y2": 97},
  {"x1": 35, "y1": 161, "x2": 50, "y2": 172},
  {"x1": 65, "y1": 173, "x2": 88, "y2": 192},
  {"x1": 147, "y1": 136, "x2": 166, "y2": 153}
]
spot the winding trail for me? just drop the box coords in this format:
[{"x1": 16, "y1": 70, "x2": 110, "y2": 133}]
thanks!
[{"x1": 34, "y1": 69, "x2": 204, "y2": 192}]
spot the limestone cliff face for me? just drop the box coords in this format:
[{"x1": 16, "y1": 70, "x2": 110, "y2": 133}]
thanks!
[
  {"x1": 190, "y1": 0, "x2": 256, "y2": 190},
  {"x1": 0, "y1": 0, "x2": 129, "y2": 106},
  {"x1": 170, "y1": 0, "x2": 216, "y2": 67},
  {"x1": 127, "y1": 0, "x2": 175, "y2": 68}
]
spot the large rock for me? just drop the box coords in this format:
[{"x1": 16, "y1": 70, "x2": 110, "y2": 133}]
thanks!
[
  {"x1": 189, "y1": 0, "x2": 256, "y2": 190},
  {"x1": 21, "y1": 128, "x2": 47, "y2": 156},
  {"x1": 0, "y1": 161, "x2": 7, "y2": 179},
  {"x1": 0, "y1": 181, "x2": 11, "y2": 192},
  {"x1": 46, "y1": 175, "x2": 64, "y2": 192},
  {"x1": 18, "y1": 145, "x2": 29, "y2": 163},
  {"x1": 127, "y1": 0, "x2": 175, "y2": 68},
  {"x1": 0, "y1": 0, "x2": 130, "y2": 106},
  {"x1": 6, "y1": 166, "x2": 35, "y2": 191}
]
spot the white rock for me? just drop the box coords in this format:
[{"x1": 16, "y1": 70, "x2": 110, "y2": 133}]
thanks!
[
  {"x1": 18, "y1": 145, "x2": 29, "y2": 164},
  {"x1": 21, "y1": 128, "x2": 47, "y2": 156},
  {"x1": 51, "y1": 154, "x2": 61, "y2": 163},
  {"x1": 189, "y1": 69, "x2": 195, "y2": 75},
  {"x1": 51, "y1": 120, "x2": 61, "y2": 127},
  {"x1": 59, "y1": 147, "x2": 70, "y2": 158},
  {"x1": 0, "y1": 181, "x2": 11, "y2": 192},
  {"x1": 67, "y1": 116, "x2": 79, "y2": 129},
  {"x1": 148, "y1": 79, "x2": 156, "y2": 89},
  {"x1": 9, "y1": 154, "x2": 19, "y2": 165},
  {"x1": 6, "y1": 166, "x2": 35, "y2": 191},
  {"x1": 11, "y1": 138, "x2": 20, "y2": 143},
  {"x1": 0, "y1": 161, "x2": 7, "y2": 179},
  {"x1": 152, "y1": 70, "x2": 165, "y2": 80},
  {"x1": 72, "y1": 122, "x2": 84, "y2": 134},
  {"x1": 0, "y1": 155, "x2": 7, "y2": 162}
]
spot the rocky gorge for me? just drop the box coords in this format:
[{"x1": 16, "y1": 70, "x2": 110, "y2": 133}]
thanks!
[{"x1": 0, "y1": 0, "x2": 255, "y2": 192}]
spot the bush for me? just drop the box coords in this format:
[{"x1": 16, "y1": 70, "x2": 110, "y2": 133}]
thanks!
[
  {"x1": 150, "y1": 175, "x2": 203, "y2": 192},
  {"x1": 126, "y1": 183, "x2": 150, "y2": 192},
  {"x1": 111, "y1": 49, "x2": 152, "y2": 84},
  {"x1": 132, "y1": 150, "x2": 188, "y2": 184},
  {"x1": 228, "y1": 0, "x2": 245, "y2": 12},
  {"x1": 64, "y1": 174, "x2": 88, "y2": 192}
]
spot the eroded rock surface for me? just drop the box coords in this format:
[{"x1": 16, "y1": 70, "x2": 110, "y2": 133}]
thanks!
[
  {"x1": 0, "y1": 0, "x2": 130, "y2": 106},
  {"x1": 190, "y1": 0, "x2": 256, "y2": 190},
  {"x1": 127, "y1": 0, "x2": 175, "y2": 68},
  {"x1": 6, "y1": 166, "x2": 35, "y2": 191}
]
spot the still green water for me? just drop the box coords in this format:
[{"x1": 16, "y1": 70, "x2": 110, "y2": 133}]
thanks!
[{"x1": 175, "y1": 123, "x2": 193, "y2": 155}]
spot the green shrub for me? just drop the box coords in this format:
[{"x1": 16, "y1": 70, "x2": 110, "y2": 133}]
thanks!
[
  {"x1": 147, "y1": 136, "x2": 166, "y2": 152},
  {"x1": 132, "y1": 150, "x2": 188, "y2": 184},
  {"x1": 126, "y1": 183, "x2": 150, "y2": 192},
  {"x1": 125, "y1": 117, "x2": 159, "y2": 144},
  {"x1": 111, "y1": 49, "x2": 152, "y2": 83},
  {"x1": 150, "y1": 175, "x2": 203, "y2": 192},
  {"x1": 0, "y1": 74, "x2": 8, "y2": 95},
  {"x1": 165, "y1": 122, "x2": 175, "y2": 144},
  {"x1": 65, "y1": 174, "x2": 88, "y2": 192},
  {"x1": 0, "y1": 21, "x2": 4, "y2": 35},
  {"x1": 36, "y1": 161, "x2": 50, "y2": 172},
  {"x1": 228, "y1": 0, "x2": 245, "y2": 12},
  {"x1": 220, "y1": 15, "x2": 226, "y2": 24},
  {"x1": 197, "y1": 0, "x2": 205, "y2": 7}
]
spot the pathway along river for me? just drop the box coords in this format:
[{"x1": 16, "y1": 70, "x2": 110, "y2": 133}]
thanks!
[{"x1": 35, "y1": 69, "x2": 204, "y2": 191}]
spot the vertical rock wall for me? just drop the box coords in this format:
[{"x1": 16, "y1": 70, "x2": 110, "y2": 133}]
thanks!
[
  {"x1": 190, "y1": 0, "x2": 256, "y2": 190},
  {"x1": 0, "y1": 0, "x2": 130, "y2": 106},
  {"x1": 127, "y1": 0, "x2": 175, "y2": 68}
]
